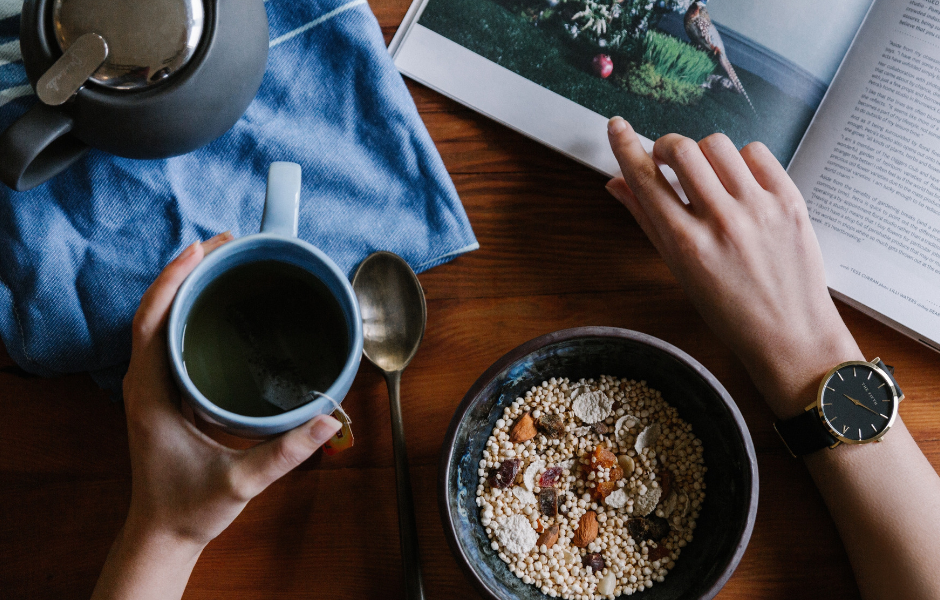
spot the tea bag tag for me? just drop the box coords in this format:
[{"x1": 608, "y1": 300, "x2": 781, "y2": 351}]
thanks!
[{"x1": 323, "y1": 403, "x2": 355, "y2": 456}]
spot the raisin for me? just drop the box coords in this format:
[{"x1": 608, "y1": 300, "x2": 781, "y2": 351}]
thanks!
[
  {"x1": 589, "y1": 445, "x2": 617, "y2": 470},
  {"x1": 537, "y1": 413, "x2": 566, "y2": 438},
  {"x1": 539, "y1": 487, "x2": 558, "y2": 516},
  {"x1": 488, "y1": 458, "x2": 521, "y2": 489},
  {"x1": 591, "y1": 422, "x2": 609, "y2": 435},
  {"x1": 628, "y1": 516, "x2": 671, "y2": 542},
  {"x1": 539, "y1": 466, "x2": 563, "y2": 488},
  {"x1": 647, "y1": 516, "x2": 671, "y2": 542},
  {"x1": 582, "y1": 552, "x2": 605, "y2": 572},
  {"x1": 658, "y1": 469, "x2": 673, "y2": 498},
  {"x1": 648, "y1": 544, "x2": 671, "y2": 562},
  {"x1": 627, "y1": 517, "x2": 652, "y2": 541}
]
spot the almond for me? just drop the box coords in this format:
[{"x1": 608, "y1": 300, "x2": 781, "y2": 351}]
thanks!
[
  {"x1": 572, "y1": 510, "x2": 598, "y2": 548},
  {"x1": 537, "y1": 524, "x2": 559, "y2": 549},
  {"x1": 510, "y1": 413, "x2": 537, "y2": 443}
]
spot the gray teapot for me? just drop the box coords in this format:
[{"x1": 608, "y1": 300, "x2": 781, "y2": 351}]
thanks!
[{"x1": 0, "y1": 0, "x2": 269, "y2": 191}]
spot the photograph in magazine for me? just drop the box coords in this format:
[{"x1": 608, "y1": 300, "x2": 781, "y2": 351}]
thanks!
[{"x1": 415, "y1": 0, "x2": 871, "y2": 165}]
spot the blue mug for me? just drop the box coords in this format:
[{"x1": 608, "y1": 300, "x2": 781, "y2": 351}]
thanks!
[{"x1": 167, "y1": 162, "x2": 363, "y2": 438}]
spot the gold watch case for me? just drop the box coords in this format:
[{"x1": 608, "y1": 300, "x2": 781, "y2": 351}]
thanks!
[{"x1": 807, "y1": 358, "x2": 902, "y2": 448}]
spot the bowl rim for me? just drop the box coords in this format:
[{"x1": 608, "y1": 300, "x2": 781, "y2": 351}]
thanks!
[{"x1": 438, "y1": 326, "x2": 759, "y2": 600}]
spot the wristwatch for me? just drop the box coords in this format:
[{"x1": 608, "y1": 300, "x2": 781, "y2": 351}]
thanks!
[{"x1": 774, "y1": 358, "x2": 904, "y2": 457}]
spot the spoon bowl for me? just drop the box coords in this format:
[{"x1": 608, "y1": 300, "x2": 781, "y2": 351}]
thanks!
[{"x1": 354, "y1": 252, "x2": 427, "y2": 373}]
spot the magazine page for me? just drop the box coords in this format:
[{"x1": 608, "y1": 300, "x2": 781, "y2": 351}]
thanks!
[
  {"x1": 788, "y1": 0, "x2": 940, "y2": 349},
  {"x1": 392, "y1": 0, "x2": 872, "y2": 175}
]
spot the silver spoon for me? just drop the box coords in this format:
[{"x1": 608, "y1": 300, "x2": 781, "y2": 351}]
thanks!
[{"x1": 352, "y1": 251, "x2": 427, "y2": 600}]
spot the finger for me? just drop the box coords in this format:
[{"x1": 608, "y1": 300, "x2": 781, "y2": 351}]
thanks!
[
  {"x1": 132, "y1": 242, "x2": 205, "y2": 351},
  {"x1": 653, "y1": 133, "x2": 731, "y2": 214},
  {"x1": 698, "y1": 133, "x2": 761, "y2": 199},
  {"x1": 201, "y1": 231, "x2": 234, "y2": 255},
  {"x1": 234, "y1": 415, "x2": 342, "y2": 497},
  {"x1": 740, "y1": 141, "x2": 796, "y2": 195},
  {"x1": 606, "y1": 177, "x2": 664, "y2": 251},
  {"x1": 608, "y1": 117, "x2": 693, "y2": 227}
]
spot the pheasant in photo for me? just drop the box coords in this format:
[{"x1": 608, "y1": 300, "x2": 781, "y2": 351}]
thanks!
[{"x1": 684, "y1": 0, "x2": 756, "y2": 114}]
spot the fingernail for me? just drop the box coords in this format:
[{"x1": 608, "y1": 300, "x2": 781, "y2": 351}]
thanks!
[
  {"x1": 209, "y1": 231, "x2": 234, "y2": 243},
  {"x1": 608, "y1": 116, "x2": 627, "y2": 135},
  {"x1": 179, "y1": 242, "x2": 199, "y2": 260},
  {"x1": 309, "y1": 415, "x2": 342, "y2": 445}
]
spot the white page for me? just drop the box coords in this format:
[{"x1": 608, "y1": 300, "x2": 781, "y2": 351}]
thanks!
[{"x1": 788, "y1": 0, "x2": 940, "y2": 350}]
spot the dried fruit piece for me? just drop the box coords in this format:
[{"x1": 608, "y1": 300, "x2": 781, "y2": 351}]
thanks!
[
  {"x1": 488, "y1": 458, "x2": 521, "y2": 489},
  {"x1": 522, "y1": 460, "x2": 544, "y2": 491},
  {"x1": 591, "y1": 422, "x2": 609, "y2": 435},
  {"x1": 537, "y1": 524, "x2": 559, "y2": 549},
  {"x1": 609, "y1": 466, "x2": 623, "y2": 482},
  {"x1": 539, "y1": 466, "x2": 563, "y2": 488},
  {"x1": 635, "y1": 422, "x2": 661, "y2": 453},
  {"x1": 572, "y1": 510, "x2": 599, "y2": 547},
  {"x1": 573, "y1": 390, "x2": 614, "y2": 423},
  {"x1": 628, "y1": 516, "x2": 670, "y2": 542},
  {"x1": 592, "y1": 480, "x2": 617, "y2": 501},
  {"x1": 648, "y1": 544, "x2": 671, "y2": 562},
  {"x1": 589, "y1": 445, "x2": 618, "y2": 470},
  {"x1": 537, "y1": 413, "x2": 565, "y2": 438},
  {"x1": 647, "y1": 516, "x2": 671, "y2": 541},
  {"x1": 598, "y1": 570, "x2": 617, "y2": 595},
  {"x1": 617, "y1": 454, "x2": 635, "y2": 474},
  {"x1": 658, "y1": 469, "x2": 673, "y2": 499},
  {"x1": 510, "y1": 413, "x2": 537, "y2": 443},
  {"x1": 582, "y1": 552, "x2": 605, "y2": 572},
  {"x1": 604, "y1": 488, "x2": 628, "y2": 509},
  {"x1": 539, "y1": 487, "x2": 558, "y2": 516}
]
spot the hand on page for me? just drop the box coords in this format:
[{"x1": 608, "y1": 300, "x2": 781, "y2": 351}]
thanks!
[{"x1": 605, "y1": 117, "x2": 863, "y2": 417}]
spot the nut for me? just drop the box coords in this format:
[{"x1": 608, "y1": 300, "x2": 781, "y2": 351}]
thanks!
[
  {"x1": 537, "y1": 524, "x2": 559, "y2": 549},
  {"x1": 572, "y1": 510, "x2": 599, "y2": 547},
  {"x1": 510, "y1": 413, "x2": 537, "y2": 443}
]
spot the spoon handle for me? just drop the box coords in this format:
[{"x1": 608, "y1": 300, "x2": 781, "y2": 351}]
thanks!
[{"x1": 385, "y1": 370, "x2": 426, "y2": 600}]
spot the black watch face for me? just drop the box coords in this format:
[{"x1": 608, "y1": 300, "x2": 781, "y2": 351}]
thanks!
[{"x1": 819, "y1": 363, "x2": 898, "y2": 443}]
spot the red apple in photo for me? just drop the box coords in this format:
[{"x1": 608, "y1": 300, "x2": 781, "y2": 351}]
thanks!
[{"x1": 592, "y1": 54, "x2": 613, "y2": 78}]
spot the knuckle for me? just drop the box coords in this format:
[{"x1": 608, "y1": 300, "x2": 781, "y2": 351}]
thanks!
[
  {"x1": 659, "y1": 135, "x2": 699, "y2": 163},
  {"x1": 629, "y1": 162, "x2": 661, "y2": 193},
  {"x1": 741, "y1": 141, "x2": 769, "y2": 158},
  {"x1": 699, "y1": 133, "x2": 732, "y2": 152}
]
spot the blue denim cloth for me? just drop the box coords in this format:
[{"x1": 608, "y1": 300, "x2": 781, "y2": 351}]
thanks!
[{"x1": 0, "y1": 0, "x2": 477, "y2": 392}]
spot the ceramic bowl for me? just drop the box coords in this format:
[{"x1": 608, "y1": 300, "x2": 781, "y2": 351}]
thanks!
[{"x1": 439, "y1": 327, "x2": 758, "y2": 600}]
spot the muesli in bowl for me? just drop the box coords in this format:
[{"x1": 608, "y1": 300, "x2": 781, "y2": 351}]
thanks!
[{"x1": 477, "y1": 376, "x2": 705, "y2": 598}]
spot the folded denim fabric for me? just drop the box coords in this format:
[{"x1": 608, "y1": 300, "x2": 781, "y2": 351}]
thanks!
[{"x1": 0, "y1": 0, "x2": 477, "y2": 393}]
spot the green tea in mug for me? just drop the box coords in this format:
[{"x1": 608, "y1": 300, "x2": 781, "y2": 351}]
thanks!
[{"x1": 182, "y1": 260, "x2": 349, "y2": 417}]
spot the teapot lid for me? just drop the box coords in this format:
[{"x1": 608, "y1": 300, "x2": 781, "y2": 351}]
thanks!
[{"x1": 52, "y1": 0, "x2": 206, "y2": 90}]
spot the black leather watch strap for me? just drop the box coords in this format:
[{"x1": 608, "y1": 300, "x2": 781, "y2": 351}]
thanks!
[
  {"x1": 875, "y1": 359, "x2": 904, "y2": 400},
  {"x1": 774, "y1": 409, "x2": 838, "y2": 457}
]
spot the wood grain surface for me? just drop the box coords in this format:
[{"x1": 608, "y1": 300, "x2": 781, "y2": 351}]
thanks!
[{"x1": 1, "y1": 2, "x2": 939, "y2": 598}]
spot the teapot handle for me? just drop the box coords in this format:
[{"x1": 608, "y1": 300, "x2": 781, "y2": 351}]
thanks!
[{"x1": 0, "y1": 103, "x2": 89, "y2": 192}]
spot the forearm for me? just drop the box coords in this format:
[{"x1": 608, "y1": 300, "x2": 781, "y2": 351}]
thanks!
[
  {"x1": 91, "y1": 520, "x2": 205, "y2": 600},
  {"x1": 762, "y1": 326, "x2": 940, "y2": 600},
  {"x1": 805, "y1": 418, "x2": 940, "y2": 600}
]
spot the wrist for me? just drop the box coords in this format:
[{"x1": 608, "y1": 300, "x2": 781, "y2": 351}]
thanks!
[
  {"x1": 120, "y1": 516, "x2": 208, "y2": 564},
  {"x1": 752, "y1": 325, "x2": 864, "y2": 420}
]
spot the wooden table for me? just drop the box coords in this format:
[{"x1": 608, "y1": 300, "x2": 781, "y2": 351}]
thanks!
[{"x1": 2, "y1": 2, "x2": 939, "y2": 598}]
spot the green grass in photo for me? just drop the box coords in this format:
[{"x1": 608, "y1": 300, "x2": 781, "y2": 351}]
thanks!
[
  {"x1": 642, "y1": 31, "x2": 714, "y2": 86},
  {"x1": 418, "y1": 0, "x2": 817, "y2": 166},
  {"x1": 620, "y1": 63, "x2": 705, "y2": 106}
]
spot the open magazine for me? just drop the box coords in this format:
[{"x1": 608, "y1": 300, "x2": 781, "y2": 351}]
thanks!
[{"x1": 391, "y1": 0, "x2": 940, "y2": 353}]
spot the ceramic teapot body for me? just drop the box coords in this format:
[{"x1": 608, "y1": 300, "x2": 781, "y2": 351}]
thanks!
[{"x1": 0, "y1": 0, "x2": 269, "y2": 191}]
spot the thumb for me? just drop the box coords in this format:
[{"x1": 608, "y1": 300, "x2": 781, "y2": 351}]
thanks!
[{"x1": 235, "y1": 415, "x2": 342, "y2": 497}]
